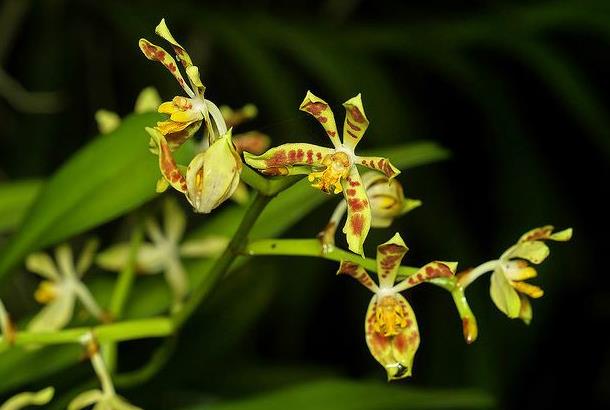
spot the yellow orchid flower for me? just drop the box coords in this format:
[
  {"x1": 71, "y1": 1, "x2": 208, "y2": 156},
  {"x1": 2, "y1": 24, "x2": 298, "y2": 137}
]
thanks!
[
  {"x1": 96, "y1": 198, "x2": 228, "y2": 304},
  {"x1": 459, "y1": 225, "x2": 572, "y2": 324},
  {"x1": 0, "y1": 387, "x2": 54, "y2": 410},
  {"x1": 319, "y1": 171, "x2": 420, "y2": 252},
  {"x1": 25, "y1": 241, "x2": 105, "y2": 332},
  {"x1": 68, "y1": 334, "x2": 141, "y2": 410},
  {"x1": 139, "y1": 19, "x2": 227, "y2": 150},
  {"x1": 245, "y1": 91, "x2": 400, "y2": 256},
  {"x1": 337, "y1": 233, "x2": 456, "y2": 380}
]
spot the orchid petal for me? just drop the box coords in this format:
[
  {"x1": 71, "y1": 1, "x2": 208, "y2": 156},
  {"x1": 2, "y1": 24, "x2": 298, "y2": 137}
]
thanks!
[
  {"x1": 365, "y1": 294, "x2": 420, "y2": 380},
  {"x1": 179, "y1": 236, "x2": 229, "y2": 257},
  {"x1": 155, "y1": 19, "x2": 193, "y2": 68},
  {"x1": 340, "y1": 167, "x2": 371, "y2": 256},
  {"x1": 0, "y1": 387, "x2": 54, "y2": 410},
  {"x1": 376, "y1": 233, "x2": 408, "y2": 288},
  {"x1": 204, "y1": 99, "x2": 228, "y2": 143},
  {"x1": 55, "y1": 244, "x2": 76, "y2": 278},
  {"x1": 67, "y1": 390, "x2": 103, "y2": 410},
  {"x1": 337, "y1": 261, "x2": 379, "y2": 292},
  {"x1": 356, "y1": 155, "x2": 400, "y2": 179},
  {"x1": 96, "y1": 243, "x2": 164, "y2": 274},
  {"x1": 393, "y1": 261, "x2": 456, "y2": 293},
  {"x1": 518, "y1": 294, "x2": 533, "y2": 325},
  {"x1": 519, "y1": 225, "x2": 573, "y2": 242},
  {"x1": 165, "y1": 258, "x2": 188, "y2": 302},
  {"x1": 134, "y1": 87, "x2": 161, "y2": 113},
  {"x1": 146, "y1": 128, "x2": 188, "y2": 193},
  {"x1": 28, "y1": 291, "x2": 75, "y2": 332},
  {"x1": 489, "y1": 270, "x2": 521, "y2": 318},
  {"x1": 25, "y1": 253, "x2": 60, "y2": 281},
  {"x1": 505, "y1": 241, "x2": 550, "y2": 264},
  {"x1": 342, "y1": 94, "x2": 369, "y2": 150},
  {"x1": 244, "y1": 143, "x2": 332, "y2": 171},
  {"x1": 95, "y1": 110, "x2": 121, "y2": 134},
  {"x1": 138, "y1": 39, "x2": 194, "y2": 98},
  {"x1": 511, "y1": 281, "x2": 544, "y2": 298},
  {"x1": 233, "y1": 131, "x2": 271, "y2": 155},
  {"x1": 299, "y1": 91, "x2": 340, "y2": 148},
  {"x1": 76, "y1": 239, "x2": 99, "y2": 277}
]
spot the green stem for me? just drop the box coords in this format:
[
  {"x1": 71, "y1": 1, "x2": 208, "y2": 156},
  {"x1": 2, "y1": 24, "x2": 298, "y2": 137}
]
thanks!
[
  {"x1": 0, "y1": 317, "x2": 173, "y2": 353},
  {"x1": 114, "y1": 337, "x2": 177, "y2": 388},
  {"x1": 244, "y1": 238, "x2": 419, "y2": 276},
  {"x1": 173, "y1": 192, "x2": 273, "y2": 328}
]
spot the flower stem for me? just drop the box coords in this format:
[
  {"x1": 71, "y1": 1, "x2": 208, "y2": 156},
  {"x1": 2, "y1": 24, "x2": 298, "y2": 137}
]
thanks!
[
  {"x1": 173, "y1": 191, "x2": 273, "y2": 329},
  {"x1": 0, "y1": 317, "x2": 173, "y2": 353},
  {"x1": 458, "y1": 259, "x2": 498, "y2": 288}
]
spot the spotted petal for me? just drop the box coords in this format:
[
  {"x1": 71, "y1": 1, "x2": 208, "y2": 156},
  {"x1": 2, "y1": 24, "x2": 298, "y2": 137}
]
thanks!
[
  {"x1": 244, "y1": 143, "x2": 332, "y2": 174},
  {"x1": 138, "y1": 39, "x2": 194, "y2": 98},
  {"x1": 376, "y1": 233, "x2": 408, "y2": 288},
  {"x1": 393, "y1": 261, "x2": 456, "y2": 292},
  {"x1": 356, "y1": 156, "x2": 400, "y2": 180},
  {"x1": 337, "y1": 261, "x2": 378, "y2": 292},
  {"x1": 340, "y1": 167, "x2": 371, "y2": 256},
  {"x1": 155, "y1": 19, "x2": 194, "y2": 69},
  {"x1": 365, "y1": 294, "x2": 420, "y2": 380},
  {"x1": 519, "y1": 225, "x2": 573, "y2": 242},
  {"x1": 146, "y1": 128, "x2": 187, "y2": 193},
  {"x1": 489, "y1": 269, "x2": 521, "y2": 318},
  {"x1": 299, "y1": 91, "x2": 340, "y2": 148},
  {"x1": 342, "y1": 94, "x2": 369, "y2": 151}
]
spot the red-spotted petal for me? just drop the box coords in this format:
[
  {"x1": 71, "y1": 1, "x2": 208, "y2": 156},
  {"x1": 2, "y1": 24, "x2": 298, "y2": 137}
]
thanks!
[
  {"x1": 340, "y1": 167, "x2": 371, "y2": 256},
  {"x1": 138, "y1": 39, "x2": 194, "y2": 98},
  {"x1": 337, "y1": 261, "x2": 378, "y2": 292},
  {"x1": 155, "y1": 19, "x2": 193, "y2": 68},
  {"x1": 365, "y1": 293, "x2": 420, "y2": 380},
  {"x1": 146, "y1": 128, "x2": 187, "y2": 193},
  {"x1": 299, "y1": 91, "x2": 340, "y2": 148},
  {"x1": 243, "y1": 143, "x2": 332, "y2": 172},
  {"x1": 356, "y1": 155, "x2": 401, "y2": 179},
  {"x1": 342, "y1": 94, "x2": 369, "y2": 150},
  {"x1": 376, "y1": 233, "x2": 408, "y2": 288},
  {"x1": 393, "y1": 261, "x2": 456, "y2": 292}
]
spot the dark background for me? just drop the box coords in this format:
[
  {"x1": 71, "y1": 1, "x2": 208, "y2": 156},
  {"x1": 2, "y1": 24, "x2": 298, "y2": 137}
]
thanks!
[{"x1": 0, "y1": 0, "x2": 608, "y2": 408}]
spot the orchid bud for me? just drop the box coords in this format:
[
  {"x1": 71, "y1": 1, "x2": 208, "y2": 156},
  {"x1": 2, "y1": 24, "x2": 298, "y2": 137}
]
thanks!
[
  {"x1": 186, "y1": 129, "x2": 243, "y2": 213},
  {"x1": 362, "y1": 172, "x2": 421, "y2": 228}
]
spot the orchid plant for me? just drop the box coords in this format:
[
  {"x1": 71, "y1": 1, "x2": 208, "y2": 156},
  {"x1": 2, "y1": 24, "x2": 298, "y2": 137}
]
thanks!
[{"x1": 0, "y1": 18, "x2": 573, "y2": 409}]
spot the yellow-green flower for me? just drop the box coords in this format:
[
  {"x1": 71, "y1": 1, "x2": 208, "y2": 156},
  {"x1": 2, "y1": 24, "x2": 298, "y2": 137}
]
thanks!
[
  {"x1": 26, "y1": 241, "x2": 104, "y2": 332},
  {"x1": 319, "y1": 171, "x2": 420, "y2": 251},
  {"x1": 69, "y1": 334, "x2": 141, "y2": 410},
  {"x1": 245, "y1": 91, "x2": 400, "y2": 255},
  {"x1": 139, "y1": 19, "x2": 226, "y2": 150},
  {"x1": 97, "y1": 198, "x2": 228, "y2": 303},
  {"x1": 337, "y1": 233, "x2": 456, "y2": 380},
  {"x1": 459, "y1": 225, "x2": 572, "y2": 324},
  {"x1": 0, "y1": 387, "x2": 54, "y2": 410},
  {"x1": 147, "y1": 126, "x2": 243, "y2": 213}
]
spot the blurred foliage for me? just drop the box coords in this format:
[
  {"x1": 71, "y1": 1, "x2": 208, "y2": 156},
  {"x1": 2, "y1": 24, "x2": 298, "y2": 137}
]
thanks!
[{"x1": 0, "y1": 0, "x2": 608, "y2": 409}]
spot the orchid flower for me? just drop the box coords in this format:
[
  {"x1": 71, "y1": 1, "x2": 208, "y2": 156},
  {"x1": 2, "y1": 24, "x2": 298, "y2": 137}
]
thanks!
[
  {"x1": 139, "y1": 19, "x2": 226, "y2": 150},
  {"x1": 97, "y1": 198, "x2": 228, "y2": 304},
  {"x1": 337, "y1": 233, "x2": 456, "y2": 380},
  {"x1": 459, "y1": 225, "x2": 572, "y2": 324},
  {"x1": 26, "y1": 241, "x2": 104, "y2": 332},
  {"x1": 245, "y1": 91, "x2": 400, "y2": 255},
  {"x1": 68, "y1": 334, "x2": 141, "y2": 410},
  {"x1": 319, "y1": 171, "x2": 420, "y2": 252}
]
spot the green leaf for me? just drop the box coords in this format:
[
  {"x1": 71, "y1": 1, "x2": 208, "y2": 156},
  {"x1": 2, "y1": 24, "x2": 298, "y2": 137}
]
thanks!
[
  {"x1": 0, "y1": 113, "x2": 192, "y2": 283},
  {"x1": 0, "y1": 180, "x2": 42, "y2": 233},
  {"x1": 182, "y1": 379, "x2": 494, "y2": 410}
]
